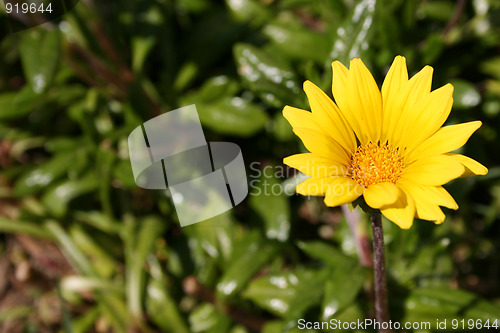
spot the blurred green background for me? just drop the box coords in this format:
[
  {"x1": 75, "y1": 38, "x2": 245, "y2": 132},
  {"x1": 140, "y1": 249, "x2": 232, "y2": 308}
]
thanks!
[{"x1": 0, "y1": 0, "x2": 499, "y2": 332}]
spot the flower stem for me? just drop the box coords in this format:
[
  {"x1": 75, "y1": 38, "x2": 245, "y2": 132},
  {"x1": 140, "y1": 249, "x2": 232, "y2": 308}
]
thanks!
[{"x1": 370, "y1": 213, "x2": 392, "y2": 333}]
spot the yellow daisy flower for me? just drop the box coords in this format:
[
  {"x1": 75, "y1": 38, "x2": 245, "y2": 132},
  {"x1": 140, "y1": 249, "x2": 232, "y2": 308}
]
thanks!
[{"x1": 283, "y1": 56, "x2": 488, "y2": 229}]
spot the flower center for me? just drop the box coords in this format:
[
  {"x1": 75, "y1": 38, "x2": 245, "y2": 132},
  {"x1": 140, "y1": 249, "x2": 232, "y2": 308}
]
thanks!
[{"x1": 349, "y1": 142, "x2": 404, "y2": 188}]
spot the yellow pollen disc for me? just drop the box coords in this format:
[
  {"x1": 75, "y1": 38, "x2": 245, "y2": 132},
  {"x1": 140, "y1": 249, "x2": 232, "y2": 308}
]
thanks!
[{"x1": 349, "y1": 142, "x2": 405, "y2": 188}]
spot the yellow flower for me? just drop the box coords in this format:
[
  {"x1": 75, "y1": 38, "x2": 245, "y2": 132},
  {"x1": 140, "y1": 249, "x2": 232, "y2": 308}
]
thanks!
[{"x1": 283, "y1": 56, "x2": 488, "y2": 229}]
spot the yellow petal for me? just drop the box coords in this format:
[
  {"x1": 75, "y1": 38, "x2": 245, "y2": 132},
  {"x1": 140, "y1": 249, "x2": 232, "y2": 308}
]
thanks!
[
  {"x1": 345, "y1": 58, "x2": 383, "y2": 142},
  {"x1": 399, "y1": 84, "x2": 454, "y2": 151},
  {"x1": 406, "y1": 121, "x2": 482, "y2": 162},
  {"x1": 323, "y1": 177, "x2": 364, "y2": 207},
  {"x1": 303, "y1": 81, "x2": 356, "y2": 153},
  {"x1": 296, "y1": 177, "x2": 336, "y2": 196},
  {"x1": 332, "y1": 60, "x2": 369, "y2": 144},
  {"x1": 363, "y1": 182, "x2": 401, "y2": 209},
  {"x1": 445, "y1": 153, "x2": 488, "y2": 177},
  {"x1": 402, "y1": 154, "x2": 465, "y2": 186},
  {"x1": 399, "y1": 181, "x2": 446, "y2": 223},
  {"x1": 380, "y1": 187, "x2": 416, "y2": 229},
  {"x1": 381, "y1": 56, "x2": 409, "y2": 142},
  {"x1": 398, "y1": 179, "x2": 458, "y2": 206},
  {"x1": 388, "y1": 66, "x2": 434, "y2": 147},
  {"x1": 332, "y1": 60, "x2": 349, "y2": 84},
  {"x1": 402, "y1": 66, "x2": 434, "y2": 113},
  {"x1": 292, "y1": 127, "x2": 350, "y2": 164},
  {"x1": 416, "y1": 202, "x2": 445, "y2": 224},
  {"x1": 283, "y1": 153, "x2": 348, "y2": 177},
  {"x1": 283, "y1": 106, "x2": 318, "y2": 130},
  {"x1": 431, "y1": 186, "x2": 458, "y2": 210}
]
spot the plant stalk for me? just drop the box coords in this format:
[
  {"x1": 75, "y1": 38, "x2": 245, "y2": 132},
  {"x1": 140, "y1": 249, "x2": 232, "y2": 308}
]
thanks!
[{"x1": 370, "y1": 213, "x2": 392, "y2": 333}]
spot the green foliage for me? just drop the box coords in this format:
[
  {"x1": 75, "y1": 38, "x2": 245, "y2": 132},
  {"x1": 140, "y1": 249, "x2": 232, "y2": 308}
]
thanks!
[{"x1": 0, "y1": 0, "x2": 499, "y2": 332}]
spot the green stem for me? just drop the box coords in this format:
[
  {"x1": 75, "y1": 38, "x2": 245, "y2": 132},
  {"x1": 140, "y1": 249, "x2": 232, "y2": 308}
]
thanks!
[{"x1": 370, "y1": 213, "x2": 392, "y2": 333}]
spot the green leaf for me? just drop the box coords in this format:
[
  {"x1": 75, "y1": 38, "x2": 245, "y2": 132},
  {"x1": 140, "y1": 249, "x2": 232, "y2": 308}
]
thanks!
[
  {"x1": 71, "y1": 307, "x2": 100, "y2": 333},
  {"x1": 50, "y1": 84, "x2": 88, "y2": 106},
  {"x1": 403, "y1": 287, "x2": 476, "y2": 322},
  {"x1": 263, "y1": 23, "x2": 330, "y2": 63},
  {"x1": 421, "y1": 33, "x2": 445, "y2": 64},
  {"x1": 96, "y1": 145, "x2": 116, "y2": 217},
  {"x1": 198, "y1": 97, "x2": 269, "y2": 136},
  {"x1": 329, "y1": 303, "x2": 365, "y2": 326},
  {"x1": 20, "y1": 29, "x2": 61, "y2": 93},
  {"x1": 45, "y1": 220, "x2": 96, "y2": 276},
  {"x1": 181, "y1": 76, "x2": 241, "y2": 105},
  {"x1": 419, "y1": 0, "x2": 455, "y2": 21},
  {"x1": 0, "y1": 86, "x2": 47, "y2": 120},
  {"x1": 124, "y1": 215, "x2": 166, "y2": 319},
  {"x1": 14, "y1": 152, "x2": 76, "y2": 197},
  {"x1": 283, "y1": 268, "x2": 332, "y2": 331},
  {"x1": 249, "y1": 168, "x2": 291, "y2": 241},
  {"x1": 262, "y1": 321, "x2": 285, "y2": 333},
  {"x1": 146, "y1": 257, "x2": 190, "y2": 333},
  {"x1": 42, "y1": 172, "x2": 99, "y2": 217},
  {"x1": 146, "y1": 278, "x2": 190, "y2": 333},
  {"x1": 216, "y1": 232, "x2": 278, "y2": 298},
  {"x1": 69, "y1": 225, "x2": 119, "y2": 278},
  {"x1": 226, "y1": 0, "x2": 271, "y2": 26},
  {"x1": 481, "y1": 57, "x2": 500, "y2": 81},
  {"x1": 112, "y1": 159, "x2": 137, "y2": 189},
  {"x1": 243, "y1": 271, "x2": 301, "y2": 316},
  {"x1": 74, "y1": 211, "x2": 120, "y2": 234},
  {"x1": 10, "y1": 136, "x2": 46, "y2": 160},
  {"x1": 263, "y1": 321, "x2": 316, "y2": 333},
  {"x1": 322, "y1": 265, "x2": 365, "y2": 320},
  {"x1": 234, "y1": 43, "x2": 301, "y2": 107},
  {"x1": 94, "y1": 293, "x2": 129, "y2": 333},
  {"x1": 0, "y1": 217, "x2": 53, "y2": 239},
  {"x1": 61, "y1": 275, "x2": 123, "y2": 294},
  {"x1": 132, "y1": 36, "x2": 156, "y2": 73},
  {"x1": 183, "y1": 211, "x2": 234, "y2": 266},
  {"x1": 45, "y1": 137, "x2": 86, "y2": 153},
  {"x1": 177, "y1": 0, "x2": 211, "y2": 13},
  {"x1": 297, "y1": 241, "x2": 354, "y2": 268},
  {"x1": 450, "y1": 79, "x2": 481, "y2": 109},
  {"x1": 0, "y1": 93, "x2": 18, "y2": 120},
  {"x1": 464, "y1": 299, "x2": 500, "y2": 321},
  {"x1": 188, "y1": 303, "x2": 231, "y2": 333},
  {"x1": 329, "y1": 0, "x2": 376, "y2": 66},
  {"x1": 243, "y1": 269, "x2": 340, "y2": 332}
]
